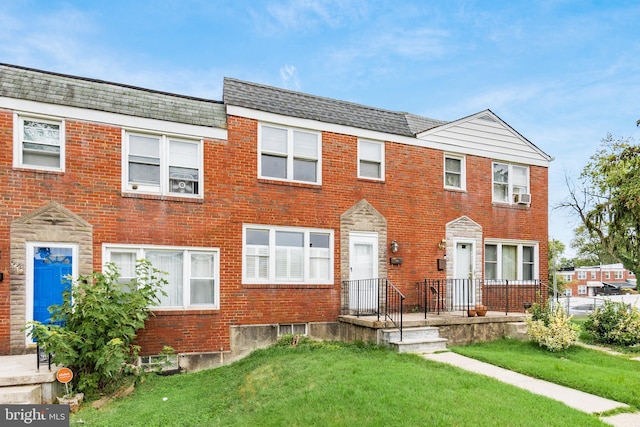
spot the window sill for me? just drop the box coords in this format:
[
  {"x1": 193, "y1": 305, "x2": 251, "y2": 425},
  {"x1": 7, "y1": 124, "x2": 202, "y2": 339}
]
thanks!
[
  {"x1": 122, "y1": 192, "x2": 204, "y2": 203},
  {"x1": 357, "y1": 177, "x2": 385, "y2": 184},
  {"x1": 243, "y1": 283, "x2": 334, "y2": 289},
  {"x1": 444, "y1": 187, "x2": 466, "y2": 193},
  {"x1": 13, "y1": 166, "x2": 64, "y2": 175},
  {"x1": 151, "y1": 308, "x2": 219, "y2": 315},
  {"x1": 258, "y1": 178, "x2": 321, "y2": 189}
]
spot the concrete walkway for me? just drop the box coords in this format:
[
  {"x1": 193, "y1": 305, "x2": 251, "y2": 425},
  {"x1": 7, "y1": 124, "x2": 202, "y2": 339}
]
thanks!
[{"x1": 421, "y1": 351, "x2": 640, "y2": 427}]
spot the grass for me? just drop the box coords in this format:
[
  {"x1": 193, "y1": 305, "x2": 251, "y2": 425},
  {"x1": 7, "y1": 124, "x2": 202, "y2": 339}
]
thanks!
[
  {"x1": 451, "y1": 338, "x2": 640, "y2": 410},
  {"x1": 71, "y1": 340, "x2": 604, "y2": 426}
]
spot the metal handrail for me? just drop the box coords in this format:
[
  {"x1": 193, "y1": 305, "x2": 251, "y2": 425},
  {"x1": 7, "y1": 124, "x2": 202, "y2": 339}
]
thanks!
[{"x1": 385, "y1": 280, "x2": 405, "y2": 341}]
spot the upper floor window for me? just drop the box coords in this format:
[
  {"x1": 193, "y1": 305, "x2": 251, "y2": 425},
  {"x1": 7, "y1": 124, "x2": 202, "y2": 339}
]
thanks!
[
  {"x1": 444, "y1": 154, "x2": 465, "y2": 190},
  {"x1": 615, "y1": 270, "x2": 623, "y2": 279},
  {"x1": 259, "y1": 124, "x2": 321, "y2": 184},
  {"x1": 243, "y1": 225, "x2": 333, "y2": 284},
  {"x1": 591, "y1": 271, "x2": 596, "y2": 279},
  {"x1": 577, "y1": 271, "x2": 586, "y2": 280},
  {"x1": 104, "y1": 244, "x2": 219, "y2": 309},
  {"x1": 492, "y1": 162, "x2": 529, "y2": 204},
  {"x1": 14, "y1": 115, "x2": 65, "y2": 171},
  {"x1": 124, "y1": 131, "x2": 202, "y2": 197},
  {"x1": 484, "y1": 242, "x2": 537, "y2": 280},
  {"x1": 358, "y1": 140, "x2": 384, "y2": 180},
  {"x1": 605, "y1": 271, "x2": 611, "y2": 279}
]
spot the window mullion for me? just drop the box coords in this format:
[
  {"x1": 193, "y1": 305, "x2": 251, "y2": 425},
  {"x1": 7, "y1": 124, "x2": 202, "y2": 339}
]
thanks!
[{"x1": 184, "y1": 251, "x2": 191, "y2": 307}]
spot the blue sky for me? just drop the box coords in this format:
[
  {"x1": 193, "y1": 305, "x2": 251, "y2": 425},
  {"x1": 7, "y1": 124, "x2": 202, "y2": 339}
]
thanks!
[{"x1": 1, "y1": 0, "x2": 639, "y2": 257}]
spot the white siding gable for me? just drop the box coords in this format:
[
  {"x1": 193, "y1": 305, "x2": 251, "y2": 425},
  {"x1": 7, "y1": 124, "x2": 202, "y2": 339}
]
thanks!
[{"x1": 417, "y1": 110, "x2": 551, "y2": 167}]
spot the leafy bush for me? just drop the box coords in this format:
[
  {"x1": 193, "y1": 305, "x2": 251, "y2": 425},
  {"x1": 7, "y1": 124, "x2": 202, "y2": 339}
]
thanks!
[
  {"x1": 525, "y1": 301, "x2": 579, "y2": 352},
  {"x1": 27, "y1": 260, "x2": 167, "y2": 397},
  {"x1": 584, "y1": 300, "x2": 640, "y2": 346}
]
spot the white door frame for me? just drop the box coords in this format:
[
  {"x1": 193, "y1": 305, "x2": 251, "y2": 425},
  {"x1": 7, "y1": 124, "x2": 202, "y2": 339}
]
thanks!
[
  {"x1": 452, "y1": 239, "x2": 476, "y2": 308},
  {"x1": 348, "y1": 232, "x2": 379, "y2": 310},
  {"x1": 25, "y1": 242, "x2": 79, "y2": 344}
]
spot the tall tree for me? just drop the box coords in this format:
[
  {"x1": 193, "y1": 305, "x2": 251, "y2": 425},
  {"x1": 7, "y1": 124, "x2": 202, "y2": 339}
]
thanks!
[
  {"x1": 558, "y1": 134, "x2": 640, "y2": 274},
  {"x1": 570, "y1": 225, "x2": 617, "y2": 266}
]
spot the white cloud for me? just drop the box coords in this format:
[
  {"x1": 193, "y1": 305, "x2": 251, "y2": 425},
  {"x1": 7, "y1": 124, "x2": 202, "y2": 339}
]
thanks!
[{"x1": 280, "y1": 65, "x2": 301, "y2": 90}]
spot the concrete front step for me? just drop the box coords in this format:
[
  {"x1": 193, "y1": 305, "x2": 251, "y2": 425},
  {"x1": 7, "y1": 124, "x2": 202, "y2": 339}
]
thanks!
[
  {"x1": 0, "y1": 384, "x2": 42, "y2": 404},
  {"x1": 505, "y1": 322, "x2": 529, "y2": 341},
  {"x1": 389, "y1": 337, "x2": 449, "y2": 353},
  {"x1": 382, "y1": 326, "x2": 441, "y2": 343}
]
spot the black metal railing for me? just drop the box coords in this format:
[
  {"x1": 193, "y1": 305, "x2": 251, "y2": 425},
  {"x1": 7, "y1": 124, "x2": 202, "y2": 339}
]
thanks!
[
  {"x1": 385, "y1": 280, "x2": 405, "y2": 341},
  {"x1": 341, "y1": 278, "x2": 405, "y2": 340},
  {"x1": 417, "y1": 279, "x2": 547, "y2": 316}
]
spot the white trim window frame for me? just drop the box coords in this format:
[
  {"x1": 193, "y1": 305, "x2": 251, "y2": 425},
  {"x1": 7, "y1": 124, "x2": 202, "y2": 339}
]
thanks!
[
  {"x1": 484, "y1": 241, "x2": 539, "y2": 281},
  {"x1": 615, "y1": 270, "x2": 624, "y2": 279},
  {"x1": 444, "y1": 153, "x2": 466, "y2": 190},
  {"x1": 103, "y1": 244, "x2": 220, "y2": 309},
  {"x1": 14, "y1": 113, "x2": 65, "y2": 172},
  {"x1": 123, "y1": 130, "x2": 204, "y2": 198},
  {"x1": 243, "y1": 224, "x2": 333, "y2": 285},
  {"x1": 358, "y1": 139, "x2": 385, "y2": 180},
  {"x1": 258, "y1": 123, "x2": 322, "y2": 185},
  {"x1": 577, "y1": 271, "x2": 587, "y2": 280},
  {"x1": 578, "y1": 285, "x2": 587, "y2": 295},
  {"x1": 492, "y1": 161, "x2": 529, "y2": 204}
]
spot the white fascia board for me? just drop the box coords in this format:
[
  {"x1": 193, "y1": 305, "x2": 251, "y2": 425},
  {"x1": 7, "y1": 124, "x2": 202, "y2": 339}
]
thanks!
[
  {"x1": 0, "y1": 96, "x2": 228, "y2": 140},
  {"x1": 227, "y1": 105, "x2": 550, "y2": 168}
]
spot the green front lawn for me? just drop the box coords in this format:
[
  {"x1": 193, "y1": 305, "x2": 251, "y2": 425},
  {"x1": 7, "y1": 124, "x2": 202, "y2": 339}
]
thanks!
[{"x1": 72, "y1": 341, "x2": 604, "y2": 426}]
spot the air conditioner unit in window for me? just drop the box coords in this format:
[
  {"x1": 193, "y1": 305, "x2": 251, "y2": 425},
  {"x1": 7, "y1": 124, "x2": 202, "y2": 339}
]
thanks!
[{"x1": 514, "y1": 193, "x2": 531, "y2": 204}]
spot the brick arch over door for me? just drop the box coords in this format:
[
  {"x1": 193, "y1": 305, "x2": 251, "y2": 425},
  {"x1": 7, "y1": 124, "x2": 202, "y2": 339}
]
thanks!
[{"x1": 9, "y1": 202, "x2": 93, "y2": 354}]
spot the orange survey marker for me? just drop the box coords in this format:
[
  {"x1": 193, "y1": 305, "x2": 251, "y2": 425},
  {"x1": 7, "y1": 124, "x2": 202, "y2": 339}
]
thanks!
[{"x1": 56, "y1": 367, "x2": 73, "y2": 384}]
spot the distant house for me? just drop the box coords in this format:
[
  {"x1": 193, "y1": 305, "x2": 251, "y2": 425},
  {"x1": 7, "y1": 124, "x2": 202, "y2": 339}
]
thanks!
[
  {"x1": 0, "y1": 63, "x2": 551, "y2": 368},
  {"x1": 560, "y1": 264, "x2": 637, "y2": 296}
]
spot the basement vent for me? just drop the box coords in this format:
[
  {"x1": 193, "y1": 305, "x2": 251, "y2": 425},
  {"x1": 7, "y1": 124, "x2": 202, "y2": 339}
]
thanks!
[
  {"x1": 139, "y1": 354, "x2": 179, "y2": 372},
  {"x1": 278, "y1": 323, "x2": 307, "y2": 336}
]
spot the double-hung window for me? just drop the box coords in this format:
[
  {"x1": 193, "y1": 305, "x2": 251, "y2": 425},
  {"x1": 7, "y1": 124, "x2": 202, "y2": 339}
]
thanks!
[
  {"x1": 444, "y1": 154, "x2": 465, "y2": 190},
  {"x1": 358, "y1": 140, "x2": 384, "y2": 180},
  {"x1": 104, "y1": 245, "x2": 219, "y2": 309},
  {"x1": 578, "y1": 285, "x2": 587, "y2": 295},
  {"x1": 615, "y1": 270, "x2": 623, "y2": 279},
  {"x1": 492, "y1": 162, "x2": 529, "y2": 204},
  {"x1": 578, "y1": 271, "x2": 586, "y2": 280},
  {"x1": 259, "y1": 124, "x2": 321, "y2": 184},
  {"x1": 484, "y1": 242, "x2": 538, "y2": 280},
  {"x1": 244, "y1": 225, "x2": 333, "y2": 284},
  {"x1": 14, "y1": 115, "x2": 64, "y2": 171},
  {"x1": 125, "y1": 131, "x2": 202, "y2": 197}
]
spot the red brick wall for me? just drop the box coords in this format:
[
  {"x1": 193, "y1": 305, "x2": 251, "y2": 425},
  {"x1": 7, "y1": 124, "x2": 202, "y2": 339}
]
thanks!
[{"x1": 0, "y1": 110, "x2": 549, "y2": 355}]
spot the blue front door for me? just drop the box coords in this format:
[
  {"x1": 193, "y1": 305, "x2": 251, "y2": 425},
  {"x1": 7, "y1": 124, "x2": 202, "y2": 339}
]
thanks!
[{"x1": 33, "y1": 246, "x2": 73, "y2": 325}]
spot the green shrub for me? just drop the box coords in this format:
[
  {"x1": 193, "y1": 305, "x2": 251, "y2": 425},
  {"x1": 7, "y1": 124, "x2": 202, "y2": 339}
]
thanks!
[
  {"x1": 584, "y1": 300, "x2": 640, "y2": 346},
  {"x1": 26, "y1": 260, "x2": 167, "y2": 397},
  {"x1": 525, "y1": 301, "x2": 578, "y2": 352}
]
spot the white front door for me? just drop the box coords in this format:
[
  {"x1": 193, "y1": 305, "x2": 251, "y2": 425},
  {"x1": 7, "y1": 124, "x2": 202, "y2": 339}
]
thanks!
[
  {"x1": 349, "y1": 232, "x2": 378, "y2": 310},
  {"x1": 453, "y1": 242, "x2": 475, "y2": 308}
]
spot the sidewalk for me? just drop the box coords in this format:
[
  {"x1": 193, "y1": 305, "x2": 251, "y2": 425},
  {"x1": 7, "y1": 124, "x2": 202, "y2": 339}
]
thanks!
[{"x1": 421, "y1": 351, "x2": 639, "y2": 427}]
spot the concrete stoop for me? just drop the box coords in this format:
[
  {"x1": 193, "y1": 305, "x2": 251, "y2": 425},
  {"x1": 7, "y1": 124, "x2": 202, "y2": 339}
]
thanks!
[
  {"x1": 0, "y1": 385, "x2": 42, "y2": 404},
  {"x1": 382, "y1": 326, "x2": 449, "y2": 354}
]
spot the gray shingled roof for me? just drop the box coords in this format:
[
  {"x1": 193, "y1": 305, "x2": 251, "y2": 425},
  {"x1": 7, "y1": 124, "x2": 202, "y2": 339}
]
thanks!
[
  {"x1": 223, "y1": 78, "x2": 447, "y2": 137},
  {"x1": 0, "y1": 63, "x2": 226, "y2": 129}
]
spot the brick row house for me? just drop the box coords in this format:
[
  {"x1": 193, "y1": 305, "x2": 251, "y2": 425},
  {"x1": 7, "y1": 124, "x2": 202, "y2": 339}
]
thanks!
[
  {"x1": 559, "y1": 264, "x2": 637, "y2": 297},
  {"x1": 0, "y1": 63, "x2": 551, "y2": 368}
]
